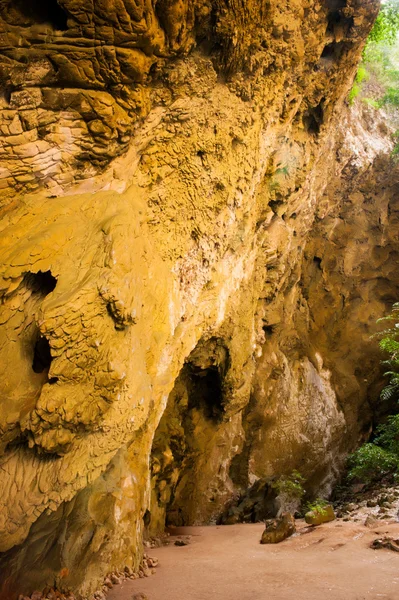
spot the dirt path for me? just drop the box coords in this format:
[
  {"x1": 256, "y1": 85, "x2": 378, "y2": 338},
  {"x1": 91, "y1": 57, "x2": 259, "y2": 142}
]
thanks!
[{"x1": 108, "y1": 521, "x2": 399, "y2": 600}]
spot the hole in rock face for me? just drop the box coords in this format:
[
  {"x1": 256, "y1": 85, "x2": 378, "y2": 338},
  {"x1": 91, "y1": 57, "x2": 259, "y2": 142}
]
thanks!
[
  {"x1": 313, "y1": 256, "x2": 322, "y2": 269},
  {"x1": 186, "y1": 364, "x2": 224, "y2": 422},
  {"x1": 184, "y1": 337, "x2": 229, "y2": 423},
  {"x1": 303, "y1": 103, "x2": 324, "y2": 135},
  {"x1": 219, "y1": 477, "x2": 276, "y2": 524},
  {"x1": 8, "y1": 0, "x2": 69, "y2": 30},
  {"x1": 26, "y1": 270, "x2": 57, "y2": 296},
  {"x1": 148, "y1": 337, "x2": 229, "y2": 530},
  {"x1": 143, "y1": 510, "x2": 151, "y2": 527},
  {"x1": 263, "y1": 324, "x2": 275, "y2": 336},
  {"x1": 327, "y1": 10, "x2": 342, "y2": 33},
  {"x1": 3, "y1": 87, "x2": 12, "y2": 105},
  {"x1": 320, "y1": 42, "x2": 345, "y2": 62},
  {"x1": 269, "y1": 198, "x2": 284, "y2": 214},
  {"x1": 321, "y1": 42, "x2": 339, "y2": 59},
  {"x1": 326, "y1": 6, "x2": 354, "y2": 37},
  {"x1": 32, "y1": 336, "x2": 53, "y2": 373}
]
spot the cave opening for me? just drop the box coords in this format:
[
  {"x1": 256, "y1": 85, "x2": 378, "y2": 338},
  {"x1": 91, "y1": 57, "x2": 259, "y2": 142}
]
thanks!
[
  {"x1": 147, "y1": 338, "x2": 229, "y2": 532},
  {"x1": 327, "y1": 9, "x2": 342, "y2": 33},
  {"x1": 303, "y1": 103, "x2": 324, "y2": 135},
  {"x1": 184, "y1": 336, "x2": 229, "y2": 423},
  {"x1": 313, "y1": 256, "x2": 322, "y2": 269},
  {"x1": 269, "y1": 198, "x2": 284, "y2": 214},
  {"x1": 26, "y1": 270, "x2": 57, "y2": 296},
  {"x1": 10, "y1": 0, "x2": 69, "y2": 30},
  {"x1": 263, "y1": 324, "x2": 275, "y2": 337},
  {"x1": 321, "y1": 41, "x2": 343, "y2": 60},
  {"x1": 143, "y1": 510, "x2": 151, "y2": 527},
  {"x1": 186, "y1": 364, "x2": 225, "y2": 423},
  {"x1": 32, "y1": 336, "x2": 53, "y2": 374},
  {"x1": 326, "y1": 6, "x2": 354, "y2": 37}
]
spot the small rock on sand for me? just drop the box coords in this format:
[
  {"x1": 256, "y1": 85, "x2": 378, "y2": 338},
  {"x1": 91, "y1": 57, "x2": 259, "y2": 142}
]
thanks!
[
  {"x1": 371, "y1": 537, "x2": 399, "y2": 552},
  {"x1": 175, "y1": 539, "x2": 189, "y2": 546},
  {"x1": 260, "y1": 513, "x2": 295, "y2": 544}
]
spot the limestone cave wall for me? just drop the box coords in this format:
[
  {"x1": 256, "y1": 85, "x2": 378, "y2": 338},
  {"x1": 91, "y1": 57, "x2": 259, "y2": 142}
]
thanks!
[
  {"x1": 0, "y1": 0, "x2": 394, "y2": 598},
  {"x1": 149, "y1": 104, "x2": 399, "y2": 530}
]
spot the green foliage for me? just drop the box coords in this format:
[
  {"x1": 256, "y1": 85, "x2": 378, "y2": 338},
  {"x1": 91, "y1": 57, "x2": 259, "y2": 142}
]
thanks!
[
  {"x1": 356, "y1": 66, "x2": 370, "y2": 85},
  {"x1": 349, "y1": 83, "x2": 361, "y2": 105},
  {"x1": 349, "y1": 1, "x2": 399, "y2": 109},
  {"x1": 362, "y1": 97, "x2": 381, "y2": 109},
  {"x1": 306, "y1": 498, "x2": 329, "y2": 515},
  {"x1": 381, "y1": 86, "x2": 399, "y2": 106},
  {"x1": 376, "y1": 303, "x2": 399, "y2": 401},
  {"x1": 347, "y1": 443, "x2": 398, "y2": 483},
  {"x1": 272, "y1": 470, "x2": 305, "y2": 500},
  {"x1": 274, "y1": 166, "x2": 289, "y2": 176},
  {"x1": 380, "y1": 382, "x2": 399, "y2": 401},
  {"x1": 392, "y1": 130, "x2": 399, "y2": 158},
  {"x1": 375, "y1": 414, "x2": 399, "y2": 456},
  {"x1": 367, "y1": 0, "x2": 399, "y2": 47},
  {"x1": 346, "y1": 304, "x2": 399, "y2": 483},
  {"x1": 379, "y1": 337, "x2": 399, "y2": 354},
  {"x1": 349, "y1": 67, "x2": 370, "y2": 104}
]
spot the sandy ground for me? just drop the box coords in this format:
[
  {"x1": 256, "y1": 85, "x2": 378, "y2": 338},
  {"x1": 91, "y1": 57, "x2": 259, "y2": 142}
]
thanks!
[{"x1": 107, "y1": 521, "x2": 399, "y2": 600}]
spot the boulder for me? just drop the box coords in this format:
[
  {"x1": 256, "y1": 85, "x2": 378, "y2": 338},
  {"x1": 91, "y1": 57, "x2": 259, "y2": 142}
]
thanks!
[
  {"x1": 260, "y1": 513, "x2": 295, "y2": 544},
  {"x1": 305, "y1": 505, "x2": 335, "y2": 526},
  {"x1": 364, "y1": 515, "x2": 378, "y2": 528}
]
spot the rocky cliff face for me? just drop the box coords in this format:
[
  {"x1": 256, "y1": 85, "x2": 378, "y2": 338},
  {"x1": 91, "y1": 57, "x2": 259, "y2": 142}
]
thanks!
[
  {"x1": 0, "y1": 0, "x2": 395, "y2": 598},
  {"x1": 150, "y1": 103, "x2": 399, "y2": 529}
]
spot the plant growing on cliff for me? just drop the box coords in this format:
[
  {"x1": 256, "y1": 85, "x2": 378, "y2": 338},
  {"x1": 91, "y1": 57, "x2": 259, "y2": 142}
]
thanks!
[
  {"x1": 272, "y1": 470, "x2": 305, "y2": 500},
  {"x1": 349, "y1": 66, "x2": 370, "y2": 104},
  {"x1": 375, "y1": 414, "x2": 399, "y2": 455},
  {"x1": 376, "y1": 302, "x2": 399, "y2": 402},
  {"x1": 346, "y1": 304, "x2": 399, "y2": 483},
  {"x1": 272, "y1": 470, "x2": 305, "y2": 515},
  {"x1": 393, "y1": 130, "x2": 399, "y2": 156}
]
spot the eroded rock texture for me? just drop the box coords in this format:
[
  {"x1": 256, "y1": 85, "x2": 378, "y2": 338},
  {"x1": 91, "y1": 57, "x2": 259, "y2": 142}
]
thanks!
[
  {"x1": 150, "y1": 104, "x2": 399, "y2": 529},
  {"x1": 0, "y1": 0, "x2": 394, "y2": 597}
]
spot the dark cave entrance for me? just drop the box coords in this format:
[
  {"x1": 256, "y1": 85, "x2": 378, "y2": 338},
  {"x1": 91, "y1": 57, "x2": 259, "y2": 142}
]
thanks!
[
  {"x1": 186, "y1": 363, "x2": 225, "y2": 423},
  {"x1": 148, "y1": 337, "x2": 230, "y2": 531},
  {"x1": 303, "y1": 101, "x2": 324, "y2": 135},
  {"x1": 32, "y1": 336, "x2": 53, "y2": 374},
  {"x1": 25, "y1": 270, "x2": 58, "y2": 379},
  {"x1": 26, "y1": 270, "x2": 57, "y2": 296},
  {"x1": 324, "y1": 0, "x2": 354, "y2": 39},
  {"x1": 313, "y1": 255, "x2": 322, "y2": 269},
  {"x1": 5, "y1": 0, "x2": 69, "y2": 30},
  {"x1": 321, "y1": 41, "x2": 344, "y2": 61},
  {"x1": 183, "y1": 336, "x2": 229, "y2": 423}
]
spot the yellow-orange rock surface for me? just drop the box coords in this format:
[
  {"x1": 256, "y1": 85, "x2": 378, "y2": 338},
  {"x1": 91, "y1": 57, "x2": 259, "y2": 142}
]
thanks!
[{"x1": 1, "y1": 1, "x2": 397, "y2": 598}]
